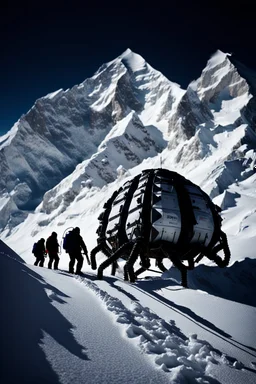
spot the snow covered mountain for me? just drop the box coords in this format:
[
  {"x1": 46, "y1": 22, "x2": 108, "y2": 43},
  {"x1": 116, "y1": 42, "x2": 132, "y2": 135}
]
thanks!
[
  {"x1": 0, "y1": 49, "x2": 256, "y2": 246},
  {"x1": 0, "y1": 49, "x2": 181, "y2": 231},
  {"x1": 165, "y1": 50, "x2": 256, "y2": 196}
]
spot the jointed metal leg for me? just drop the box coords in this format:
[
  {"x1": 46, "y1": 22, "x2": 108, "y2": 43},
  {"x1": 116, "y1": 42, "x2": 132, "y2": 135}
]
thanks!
[
  {"x1": 134, "y1": 249, "x2": 150, "y2": 277},
  {"x1": 111, "y1": 261, "x2": 119, "y2": 276},
  {"x1": 124, "y1": 241, "x2": 143, "y2": 283},
  {"x1": 90, "y1": 243, "x2": 103, "y2": 270},
  {"x1": 156, "y1": 258, "x2": 167, "y2": 272},
  {"x1": 97, "y1": 243, "x2": 132, "y2": 279},
  {"x1": 206, "y1": 230, "x2": 231, "y2": 267}
]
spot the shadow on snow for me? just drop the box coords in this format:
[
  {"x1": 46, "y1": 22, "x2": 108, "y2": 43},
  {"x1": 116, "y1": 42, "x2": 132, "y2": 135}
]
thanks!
[{"x1": 0, "y1": 243, "x2": 89, "y2": 384}]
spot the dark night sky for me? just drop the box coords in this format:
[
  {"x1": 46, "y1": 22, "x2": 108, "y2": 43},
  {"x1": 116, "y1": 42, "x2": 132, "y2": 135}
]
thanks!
[{"x1": 1, "y1": 0, "x2": 255, "y2": 135}]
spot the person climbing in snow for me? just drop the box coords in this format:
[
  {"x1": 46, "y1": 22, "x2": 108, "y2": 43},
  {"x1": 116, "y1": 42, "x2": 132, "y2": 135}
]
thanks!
[
  {"x1": 34, "y1": 238, "x2": 47, "y2": 267},
  {"x1": 66, "y1": 227, "x2": 88, "y2": 275},
  {"x1": 46, "y1": 231, "x2": 60, "y2": 270}
]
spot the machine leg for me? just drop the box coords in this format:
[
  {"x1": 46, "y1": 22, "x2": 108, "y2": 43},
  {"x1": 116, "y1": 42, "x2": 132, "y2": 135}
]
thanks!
[
  {"x1": 156, "y1": 258, "x2": 167, "y2": 272},
  {"x1": 124, "y1": 241, "x2": 142, "y2": 283},
  {"x1": 97, "y1": 243, "x2": 132, "y2": 280},
  {"x1": 90, "y1": 243, "x2": 104, "y2": 270}
]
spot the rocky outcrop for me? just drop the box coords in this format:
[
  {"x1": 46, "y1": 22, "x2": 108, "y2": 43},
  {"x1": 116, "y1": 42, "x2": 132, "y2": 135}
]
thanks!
[{"x1": 196, "y1": 50, "x2": 249, "y2": 103}]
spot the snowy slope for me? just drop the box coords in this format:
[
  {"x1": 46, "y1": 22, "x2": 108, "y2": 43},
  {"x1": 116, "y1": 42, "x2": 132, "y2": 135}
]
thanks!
[{"x1": 1, "y1": 240, "x2": 256, "y2": 384}]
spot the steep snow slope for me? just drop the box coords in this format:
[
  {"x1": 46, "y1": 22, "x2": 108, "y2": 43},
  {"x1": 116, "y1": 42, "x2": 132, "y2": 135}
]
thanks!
[{"x1": 1, "y1": 234, "x2": 256, "y2": 384}]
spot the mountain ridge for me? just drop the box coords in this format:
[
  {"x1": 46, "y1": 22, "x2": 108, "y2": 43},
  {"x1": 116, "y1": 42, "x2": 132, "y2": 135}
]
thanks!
[{"x1": 0, "y1": 49, "x2": 256, "y2": 240}]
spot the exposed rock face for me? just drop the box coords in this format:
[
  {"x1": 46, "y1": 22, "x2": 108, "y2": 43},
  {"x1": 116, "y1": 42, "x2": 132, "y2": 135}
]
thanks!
[
  {"x1": 229, "y1": 57, "x2": 256, "y2": 133},
  {"x1": 196, "y1": 50, "x2": 250, "y2": 102},
  {"x1": 168, "y1": 86, "x2": 213, "y2": 143}
]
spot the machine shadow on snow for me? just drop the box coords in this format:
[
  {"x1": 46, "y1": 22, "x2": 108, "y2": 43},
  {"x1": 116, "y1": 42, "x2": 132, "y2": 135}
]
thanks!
[
  {"x1": 0, "y1": 251, "x2": 90, "y2": 384},
  {"x1": 185, "y1": 258, "x2": 256, "y2": 308},
  {"x1": 132, "y1": 259, "x2": 256, "y2": 309}
]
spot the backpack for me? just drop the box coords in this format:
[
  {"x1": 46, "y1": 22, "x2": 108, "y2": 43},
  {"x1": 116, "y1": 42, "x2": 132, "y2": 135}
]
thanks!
[
  {"x1": 63, "y1": 232, "x2": 72, "y2": 253},
  {"x1": 32, "y1": 242, "x2": 38, "y2": 255}
]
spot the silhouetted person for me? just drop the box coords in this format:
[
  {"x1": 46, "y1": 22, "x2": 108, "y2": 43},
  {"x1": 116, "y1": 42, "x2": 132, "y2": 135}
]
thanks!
[
  {"x1": 46, "y1": 232, "x2": 60, "y2": 270},
  {"x1": 66, "y1": 227, "x2": 88, "y2": 275},
  {"x1": 34, "y1": 238, "x2": 46, "y2": 267}
]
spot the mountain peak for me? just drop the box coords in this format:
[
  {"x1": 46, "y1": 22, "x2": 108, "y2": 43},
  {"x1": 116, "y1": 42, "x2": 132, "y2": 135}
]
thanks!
[
  {"x1": 206, "y1": 49, "x2": 232, "y2": 69},
  {"x1": 119, "y1": 48, "x2": 146, "y2": 73},
  {"x1": 195, "y1": 48, "x2": 250, "y2": 103},
  {"x1": 120, "y1": 48, "x2": 133, "y2": 57}
]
